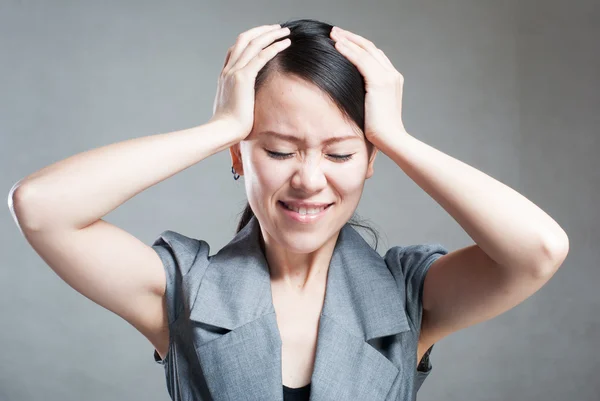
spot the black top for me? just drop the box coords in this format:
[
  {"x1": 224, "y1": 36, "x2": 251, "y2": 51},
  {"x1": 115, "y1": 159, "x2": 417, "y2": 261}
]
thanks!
[{"x1": 283, "y1": 381, "x2": 311, "y2": 401}]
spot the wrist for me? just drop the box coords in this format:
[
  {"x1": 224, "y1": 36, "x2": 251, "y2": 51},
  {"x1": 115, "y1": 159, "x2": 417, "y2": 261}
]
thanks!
[{"x1": 207, "y1": 117, "x2": 248, "y2": 141}]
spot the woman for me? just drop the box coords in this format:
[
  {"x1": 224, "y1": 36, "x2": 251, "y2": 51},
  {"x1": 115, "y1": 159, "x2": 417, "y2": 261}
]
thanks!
[{"x1": 9, "y1": 18, "x2": 569, "y2": 401}]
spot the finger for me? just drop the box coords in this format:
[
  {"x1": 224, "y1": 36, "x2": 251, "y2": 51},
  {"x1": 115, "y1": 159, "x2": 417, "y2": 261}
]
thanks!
[
  {"x1": 331, "y1": 27, "x2": 394, "y2": 72},
  {"x1": 234, "y1": 37, "x2": 291, "y2": 77},
  {"x1": 231, "y1": 26, "x2": 290, "y2": 71},
  {"x1": 224, "y1": 24, "x2": 282, "y2": 73},
  {"x1": 225, "y1": 24, "x2": 281, "y2": 71},
  {"x1": 334, "y1": 38, "x2": 382, "y2": 80},
  {"x1": 376, "y1": 48, "x2": 396, "y2": 70},
  {"x1": 222, "y1": 47, "x2": 232, "y2": 69}
]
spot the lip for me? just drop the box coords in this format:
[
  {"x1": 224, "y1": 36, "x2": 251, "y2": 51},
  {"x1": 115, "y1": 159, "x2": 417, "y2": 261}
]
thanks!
[
  {"x1": 280, "y1": 200, "x2": 334, "y2": 208},
  {"x1": 278, "y1": 200, "x2": 333, "y2": 223}
]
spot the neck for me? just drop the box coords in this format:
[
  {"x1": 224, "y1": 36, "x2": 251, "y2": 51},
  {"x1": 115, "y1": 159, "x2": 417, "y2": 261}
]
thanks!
[{"x1": 260, "y1": 228, "x2": 339, "y2": 292}]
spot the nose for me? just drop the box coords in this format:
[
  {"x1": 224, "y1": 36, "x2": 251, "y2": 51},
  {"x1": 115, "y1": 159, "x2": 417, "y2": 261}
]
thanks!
[{"x1": 290, "y1": 155, "x2": 328, "y2": 194}]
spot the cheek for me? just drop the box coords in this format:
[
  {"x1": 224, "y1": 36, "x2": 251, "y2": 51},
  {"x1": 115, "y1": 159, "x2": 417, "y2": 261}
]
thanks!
[
  {"x1": 244, "y1": 153, "x2": 287, "y2": 195},
  {"x1": 329, "y1": 168, "x2": 367, "y2": 196}
]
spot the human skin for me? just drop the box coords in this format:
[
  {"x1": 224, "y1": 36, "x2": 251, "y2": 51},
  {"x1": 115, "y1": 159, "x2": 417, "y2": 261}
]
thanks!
[{"x1": 230, "y1": 72, "x2": 378, "y2": 291}]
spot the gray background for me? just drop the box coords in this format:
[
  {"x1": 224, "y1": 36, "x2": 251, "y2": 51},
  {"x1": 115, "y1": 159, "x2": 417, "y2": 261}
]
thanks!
[{"x1": 2, "y1": 0, "x2": 598, "y2": 400}]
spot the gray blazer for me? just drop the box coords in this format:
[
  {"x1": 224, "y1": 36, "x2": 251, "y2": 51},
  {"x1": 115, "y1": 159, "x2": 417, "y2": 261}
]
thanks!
[{"x1": 151, "y1": 215, "x2": 448, "y2": 401}]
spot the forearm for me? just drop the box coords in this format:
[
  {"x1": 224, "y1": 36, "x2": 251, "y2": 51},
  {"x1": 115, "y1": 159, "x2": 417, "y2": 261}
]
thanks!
[
  {"x1": 10, "y1": 118, "x2": 240, "y2": 231},
  {"x1": 377, "y1": 132, "x2": 569, "y2": 272}
]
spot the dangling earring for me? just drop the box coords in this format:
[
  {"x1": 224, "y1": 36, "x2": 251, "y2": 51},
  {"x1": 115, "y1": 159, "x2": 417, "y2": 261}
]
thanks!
[{"x1": 231, "y1": 165, "x2": 240, "y2": 180}]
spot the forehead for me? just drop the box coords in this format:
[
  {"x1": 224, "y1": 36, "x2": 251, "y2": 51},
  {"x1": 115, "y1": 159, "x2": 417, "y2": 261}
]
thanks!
[{"x1": 250, "y1": 73, "x2": 363, "y2": 143}]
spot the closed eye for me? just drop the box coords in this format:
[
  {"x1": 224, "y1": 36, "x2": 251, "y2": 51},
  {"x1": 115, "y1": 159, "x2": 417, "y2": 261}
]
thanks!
[{"x1": 265, "y1": 150, "x2": 354, "y2": 162}]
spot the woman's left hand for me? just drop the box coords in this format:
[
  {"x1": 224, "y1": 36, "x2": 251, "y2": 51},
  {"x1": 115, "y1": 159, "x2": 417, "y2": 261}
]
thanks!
[{"x1": 330, "y1": 26, "x2": 407, "y2": 147}]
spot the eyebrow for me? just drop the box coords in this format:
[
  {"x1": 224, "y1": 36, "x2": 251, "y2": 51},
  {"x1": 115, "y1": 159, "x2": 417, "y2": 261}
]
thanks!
[{"x1": 259, "y1": 130, "x2": 362, "y2": 145}]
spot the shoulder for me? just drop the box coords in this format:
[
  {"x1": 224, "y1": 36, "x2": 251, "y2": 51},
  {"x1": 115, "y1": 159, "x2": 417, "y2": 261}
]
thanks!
[
  {"x1": 383, "y1": 243, "x2": 449, "y2": 329},
  {"x1": 150, "y1": 229, "x2": 213, "y2": 327},
  {"x1": 151, "y1": 230, "x2": 212, "y2": 276},
  {"x1": 384, "y1": 243, "x2": 449, "y2": 281},
  {"x1": 152, "y1": 229, "x2": 210, "y2": 254}
]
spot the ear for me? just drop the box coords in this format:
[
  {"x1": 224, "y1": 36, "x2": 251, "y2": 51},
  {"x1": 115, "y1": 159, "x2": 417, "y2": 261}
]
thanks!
[
  {"x1": 229, "y1": 143, "x2": 244, "y2": 176},
  {"x1": 365, "y1": 146, "x2": 378, "y2": 179}
]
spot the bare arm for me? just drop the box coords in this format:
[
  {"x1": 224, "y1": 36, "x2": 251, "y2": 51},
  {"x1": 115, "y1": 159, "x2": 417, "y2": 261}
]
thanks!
[
  {"x1": 8, "y1": 118, "x2": 243, "y2": 358},
  {"x1": 10, "y1": 117, "x2": 239, "y2": 231}
]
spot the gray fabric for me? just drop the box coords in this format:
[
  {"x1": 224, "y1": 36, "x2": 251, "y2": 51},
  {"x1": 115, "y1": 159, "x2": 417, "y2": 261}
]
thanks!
[{"x1": 151, "y1": 215, "x2": 448, "y2": 401}]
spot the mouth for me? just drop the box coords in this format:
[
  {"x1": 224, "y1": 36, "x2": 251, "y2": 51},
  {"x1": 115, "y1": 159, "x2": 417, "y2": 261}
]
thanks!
[{"x1": 277, "y1": 201, "x2": 334, "y2": 223}]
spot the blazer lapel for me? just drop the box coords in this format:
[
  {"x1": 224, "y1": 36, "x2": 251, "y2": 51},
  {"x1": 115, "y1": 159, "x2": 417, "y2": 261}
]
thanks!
[{"x1": 187, "y1": 216, "x2": 411, "y2": 401}]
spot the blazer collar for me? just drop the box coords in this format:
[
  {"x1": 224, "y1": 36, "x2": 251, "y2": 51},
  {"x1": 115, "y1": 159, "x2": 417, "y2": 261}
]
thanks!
[
  {"x1": 189, "y1": 215, "x2": 410, "y2": 340},
  {"x1": 188, "y1": 215, "x2": 411, "y2": 401}
]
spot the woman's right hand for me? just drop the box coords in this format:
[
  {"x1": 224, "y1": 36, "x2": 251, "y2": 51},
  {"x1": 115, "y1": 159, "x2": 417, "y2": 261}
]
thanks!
[{"x1": 210, "y1": 24, "x2": 291, "y2": 140}]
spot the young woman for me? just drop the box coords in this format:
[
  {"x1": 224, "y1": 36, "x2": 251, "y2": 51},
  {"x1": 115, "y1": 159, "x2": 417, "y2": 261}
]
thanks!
[{"x1": 9, "y1": 19, "x2": 569, "y2": 401}]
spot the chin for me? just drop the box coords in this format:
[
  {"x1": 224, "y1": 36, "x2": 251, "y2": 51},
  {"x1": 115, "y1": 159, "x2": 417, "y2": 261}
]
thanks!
[{"x1": 275, "y1": 225, "x2": 337, "y2": 253}]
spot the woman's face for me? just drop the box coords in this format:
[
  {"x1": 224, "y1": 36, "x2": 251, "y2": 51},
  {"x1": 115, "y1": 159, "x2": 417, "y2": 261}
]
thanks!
[{"x1": 230, "y1": 73, "x2": 377, "y2": 254}]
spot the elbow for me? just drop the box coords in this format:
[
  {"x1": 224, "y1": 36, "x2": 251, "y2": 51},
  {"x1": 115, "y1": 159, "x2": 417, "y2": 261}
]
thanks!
[
  {"x1": 535, "y1": 230, "x2": 570, "y2": 277},
  {"x1": 8, "y1": 183, "x2": 46, "y2": 232}
]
